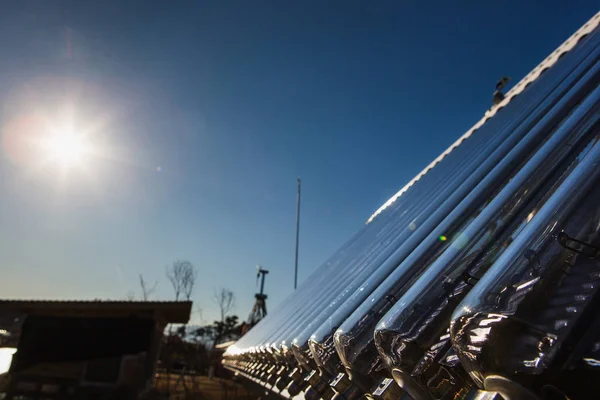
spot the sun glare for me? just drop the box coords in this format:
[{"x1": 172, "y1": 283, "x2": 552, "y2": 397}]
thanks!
[{"x1": 45, "y1": 130, "x2": 87, "y2": 168}]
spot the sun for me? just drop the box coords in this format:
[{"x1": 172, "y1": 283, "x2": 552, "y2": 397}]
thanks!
[{"x1": 44, "y1": 130, "x2": 87, "y2": 168}]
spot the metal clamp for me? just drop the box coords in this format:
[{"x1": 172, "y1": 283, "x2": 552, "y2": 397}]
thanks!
[
  {"x1": 462, "y1": 272, "x2": 480, "y2": 286},
  {"x1": 556, "y1": 231, "x2": 599, "y2": 258}
]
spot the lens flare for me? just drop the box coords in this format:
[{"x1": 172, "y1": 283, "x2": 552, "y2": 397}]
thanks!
[{"x1": 45, "y1": 131, "x2": 87, "y2": 167}]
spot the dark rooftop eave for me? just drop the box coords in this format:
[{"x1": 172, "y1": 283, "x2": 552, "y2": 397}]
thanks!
[{"x1": 0, "y1": 300, "x2": 192, "y2": 324}]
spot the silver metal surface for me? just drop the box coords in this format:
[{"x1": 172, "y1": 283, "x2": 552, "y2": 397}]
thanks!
[
  {"x1": 370, "y1": 56, "x2": 600, "y2": 397},
  {"x1": 223, "y1": 12, "x2": 600, "y2": 400},
  {"x1": 451, "y1": 135, "x2": 600, "y2": 396},
  {"x1": 311, "y1": 26, "x2": 600, "y2": 377},
  {"x1": 332, "y1": 33, "x2": 600, "y2": 385}
]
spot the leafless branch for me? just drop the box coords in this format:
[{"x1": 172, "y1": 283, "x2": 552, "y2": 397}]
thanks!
[
  {"x1": 166, "y1": 260, "x2": 196, "y2": 301},
  {"x1": 139, "y1": 274, "x2": 158, "y2": 301},
  {"x1": 212, "y1": 288, "x2": 236, "y2": 322},
  {"x1": 182, "y1": 265, "x2": 197, "y2": 301}
]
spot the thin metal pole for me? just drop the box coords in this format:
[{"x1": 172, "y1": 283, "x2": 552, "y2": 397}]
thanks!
[
  {"x1": 294, "y1": 178, "x2": 301, "y2": 289},
  {"x1": 259, "y1": 271, "x2": 266, "y2": 295}
]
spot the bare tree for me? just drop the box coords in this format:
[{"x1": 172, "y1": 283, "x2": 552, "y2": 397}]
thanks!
[
  {"x1": 212, "y1": 288, "x2": 236, "y2": 322},
  {"x1": 166, "y1": 260, "x2": 196, "y2": 301},
  {"x1": 210, "y1": 289, "x2": 237, "y2": 349},
  {"x1": 182, "y1": 266, "x2": 197, "y2": 301},
  {"x1": 163, "y1": 260, "x2": 197, "y2": 394},
  {"x1": 139, "y1": 274, "x2": 158, "y2": 301}
]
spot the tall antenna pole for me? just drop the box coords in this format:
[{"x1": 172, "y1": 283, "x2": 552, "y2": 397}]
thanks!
[{"x1": 294, "y1": 177, "x2": 301, "y2": 289}]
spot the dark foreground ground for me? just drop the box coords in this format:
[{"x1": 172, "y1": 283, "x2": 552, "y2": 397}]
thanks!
[{"x1": 154, "y1": 373, "x2": 272, "y2": 400}]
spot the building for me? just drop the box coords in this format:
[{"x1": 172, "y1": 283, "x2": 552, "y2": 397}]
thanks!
[{"x1": 0, "y1": 300, "x2": 191, "y2": 400}]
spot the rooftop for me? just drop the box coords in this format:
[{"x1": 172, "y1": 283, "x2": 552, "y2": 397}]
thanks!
[{"x1": 0, "y1": 299, "x2": 192, "y2": 324}]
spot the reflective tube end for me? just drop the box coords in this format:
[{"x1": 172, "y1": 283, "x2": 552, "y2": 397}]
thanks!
[
  {"x1": 391, "y1": 369, "x2": 431, "y2": 400},
  {"x1": 321, "y1": 387, "x2": 337, "y2": 400},
  {"x1": 371, "y1": 377, "x2": 404, "y2": 400},
  {"x1": 303, "y1": 386, "x2": 321, "y2": 400},
  {"x1": 275, "y1": 374, "x2": 290, "y2": 391},
  {"x1": 483, "y1": 375, "x2": 539, "y2": 400},
  {"x1": 373, "y1": 327, "x2": 423, "y2": 374},
  {"x1": 463, "y1": 388, "x2": 506, "y2": 400},
  {"x1": 288, "y1": 367, "x2": 303, "y2": 383},
  {"x1": 330, "y1": 372, "x2": 352, "y2": 394},
  {"x1": 305, "y1": 369, "x2": 334, "y2": 394},
  {"x1": 309, "y1": 335, "x2": 342, "y2": 376},
  {"x1": 286, "y1": 380, "x2": 304, "y2": 397}
]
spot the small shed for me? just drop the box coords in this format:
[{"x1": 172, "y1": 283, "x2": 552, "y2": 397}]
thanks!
[{"x1": 0, "y1": 300, "x2": 191, "y2": 399}]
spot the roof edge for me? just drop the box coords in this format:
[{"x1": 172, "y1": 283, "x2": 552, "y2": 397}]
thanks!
[
  {"x1": 0, "y1": 299, "x2": 193, "y2": 324},
  {"x1": 366, "y1": 11, "x2": 600, "y2": 224}
]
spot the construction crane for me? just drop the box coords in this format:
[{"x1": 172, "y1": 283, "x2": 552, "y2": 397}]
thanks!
[{"x1": 247, "y1": 266, "x2": 269, "y2": 327}]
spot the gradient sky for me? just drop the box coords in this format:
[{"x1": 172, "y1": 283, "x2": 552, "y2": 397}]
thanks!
[{"x1": 0, "y1": 1, "x2": 597, "y2": 324}]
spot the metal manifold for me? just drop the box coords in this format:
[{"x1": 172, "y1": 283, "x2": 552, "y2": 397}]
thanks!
[{"x1": 223, "y1": 12, "x2": 600, "y2": 400}]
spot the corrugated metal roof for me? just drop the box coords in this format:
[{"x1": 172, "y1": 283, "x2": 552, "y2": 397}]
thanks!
[{"x1": 0, "y1": 299, "x2": 192, "y2": 324}]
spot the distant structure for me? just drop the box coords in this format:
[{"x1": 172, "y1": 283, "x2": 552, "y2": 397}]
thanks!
[
  {"x1": 294, "y1": 178, "x2": 301, "y2": 289},
  {"x1": 493, "y1": 76, "x2": 511, "y2": 105},
  {"x1": 247, "y1": 266, "x2": 269, "y2": 328}
]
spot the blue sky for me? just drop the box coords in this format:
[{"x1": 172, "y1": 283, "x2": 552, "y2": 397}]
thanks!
[{"x1": 0, "y1": 1, "x2": 597, "y2": 324}]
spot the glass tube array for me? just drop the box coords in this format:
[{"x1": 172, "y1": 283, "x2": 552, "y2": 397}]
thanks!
[{"x1": 223, "y1": 12, "x2": 600, "y2": 400}]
